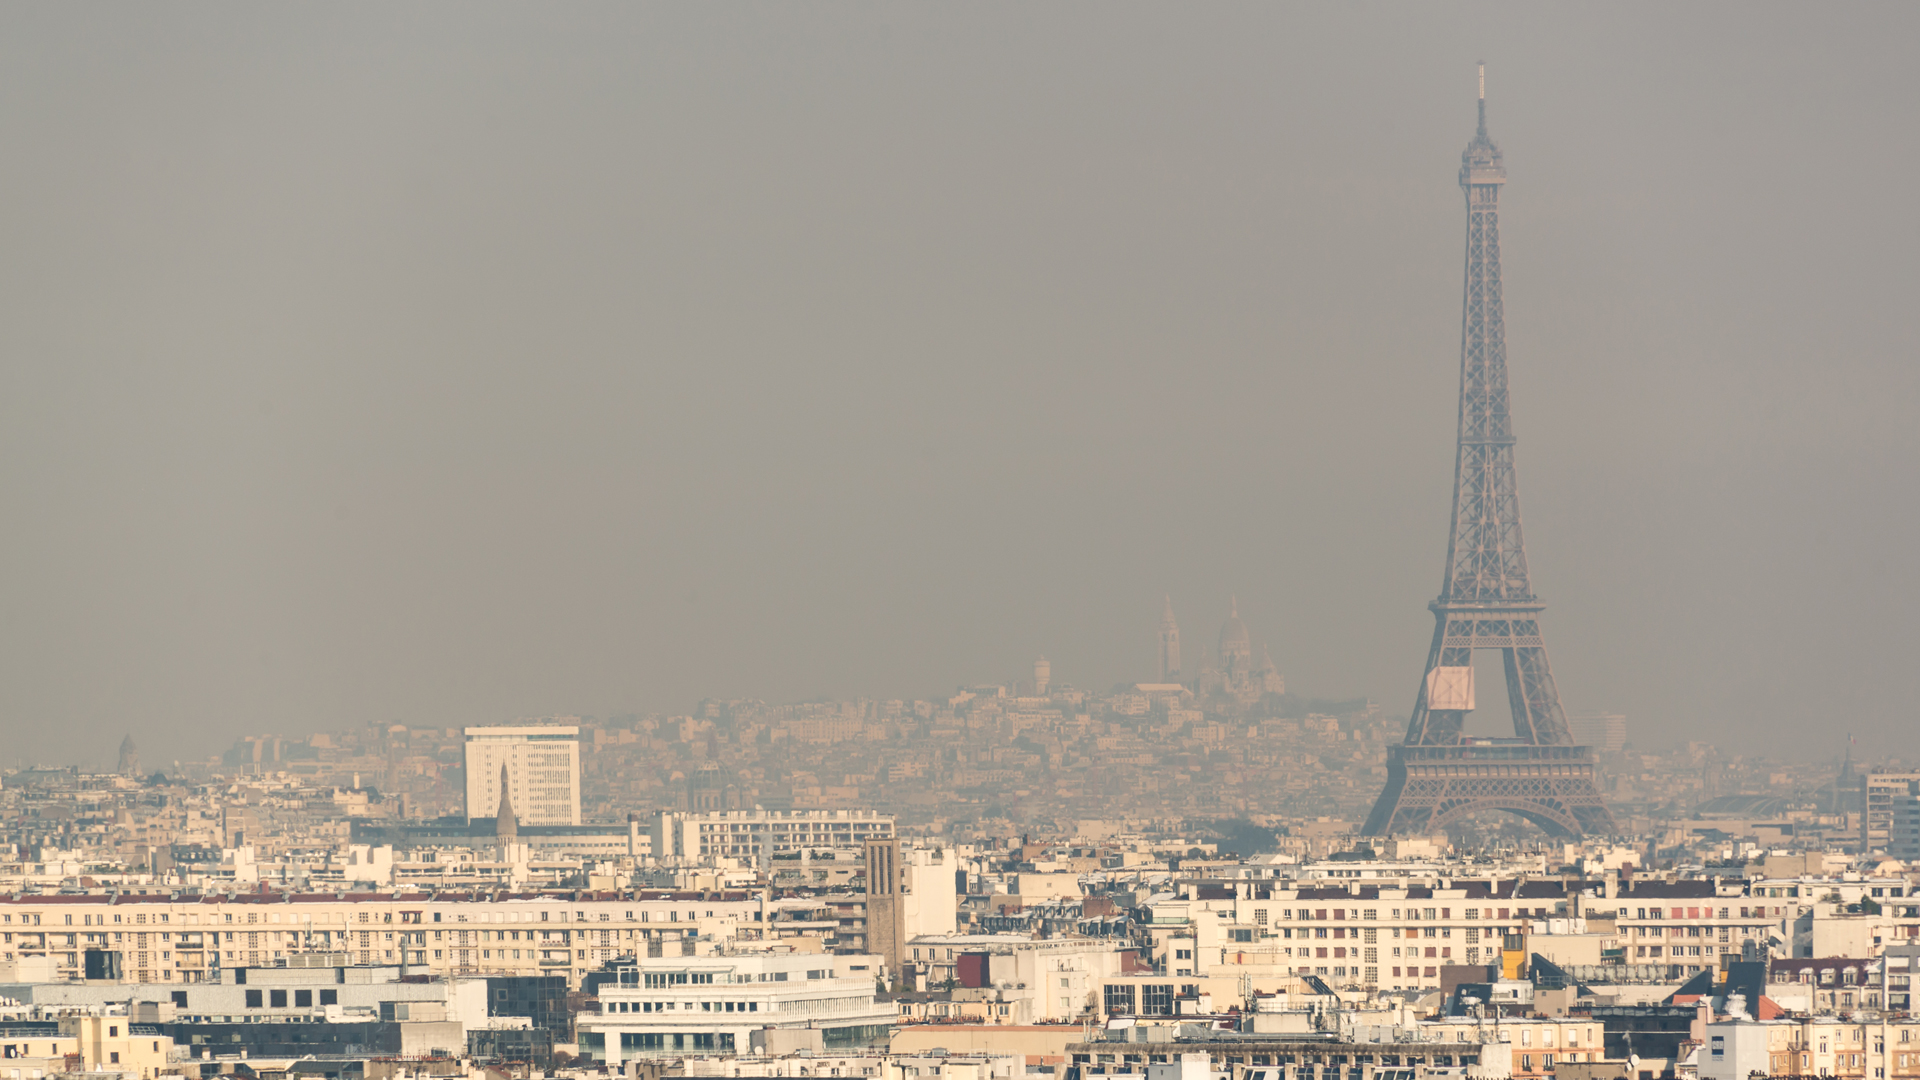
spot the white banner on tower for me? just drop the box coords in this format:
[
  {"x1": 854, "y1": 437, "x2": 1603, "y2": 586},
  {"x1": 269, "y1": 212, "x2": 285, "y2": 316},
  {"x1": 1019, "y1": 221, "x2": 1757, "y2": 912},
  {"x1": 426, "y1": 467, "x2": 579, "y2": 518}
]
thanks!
[{"x1": 1424, "y1": 665, "x2": 1476, "y2": 711}]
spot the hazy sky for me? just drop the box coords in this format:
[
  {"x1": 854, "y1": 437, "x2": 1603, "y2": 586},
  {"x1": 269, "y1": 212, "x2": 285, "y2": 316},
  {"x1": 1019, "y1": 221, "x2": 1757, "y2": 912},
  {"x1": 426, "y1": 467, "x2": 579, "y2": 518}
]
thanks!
[{"x1": 2, "y1": 4, "x2": 1916, "y2": 769}]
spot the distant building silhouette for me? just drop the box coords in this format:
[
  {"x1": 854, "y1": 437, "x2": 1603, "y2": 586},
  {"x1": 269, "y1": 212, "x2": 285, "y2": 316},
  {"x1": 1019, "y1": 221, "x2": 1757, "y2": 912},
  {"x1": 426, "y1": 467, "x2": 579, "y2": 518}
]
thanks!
[
  {"x1": 1219, "y1": 597, "x2": 1252, "y2": 689},
  {"x1": 1158, "y1": 595, "x2": 1182, "y2": 682},
  {"x1": 685, "y1": 761, "x2": 737, "y2": 812},
  {"x1": 1256, "y1": 643, "x2": 1285, "y2": 696},
  {"x1": 118, "y1": 735, "x2": 139, "y2": 778}
]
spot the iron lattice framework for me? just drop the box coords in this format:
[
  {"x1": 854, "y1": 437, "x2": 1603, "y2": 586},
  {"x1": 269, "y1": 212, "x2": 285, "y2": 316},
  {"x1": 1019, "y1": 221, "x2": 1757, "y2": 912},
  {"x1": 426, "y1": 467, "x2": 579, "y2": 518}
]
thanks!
[{"x1": 1363, "y1": 78, "x2": 1616, "y2": 839}]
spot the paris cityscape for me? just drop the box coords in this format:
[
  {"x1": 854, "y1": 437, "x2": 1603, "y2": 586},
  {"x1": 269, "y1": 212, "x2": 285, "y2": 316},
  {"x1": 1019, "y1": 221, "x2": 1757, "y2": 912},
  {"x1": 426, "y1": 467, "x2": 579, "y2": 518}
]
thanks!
[{"x1": 3, "y1": 7, "x2": 1917, "y2": 1080}]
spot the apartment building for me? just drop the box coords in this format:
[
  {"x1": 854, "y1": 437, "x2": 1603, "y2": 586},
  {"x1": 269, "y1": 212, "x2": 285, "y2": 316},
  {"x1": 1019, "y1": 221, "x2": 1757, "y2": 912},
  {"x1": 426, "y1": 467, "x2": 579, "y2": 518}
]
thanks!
[
  {"x1": 1149, "y1": 883, "x2": 1559, "y2": 992},
  {"x1": 0, "y1": 1021, "x2": 79, "y2": 1079},
  {"x1": 902, "y1": 934, "x2": 1124, "y2": 1023},
  {"x1": 1418, "y1": 1018, "x2": 1607, "y2": 1077},
  {"x1": 1862, "y1": 771, "x2": 1920, "y2": 851},
  {"x1": 1702, "y1": 1015, "x2": 1920, "y2": 1080},
  {"x1": 651, "y1": 809, "x2": 893, "y2": 863},
  {"x1": 0, "y1": 889, "x2": 765, "y2": 986},
  {"x1": 1606, "y1": 876, "x2": 1917, "y2": 963},
  {"x1": 1131, "y1": 875, "x2": 1907, "y2": 994}
]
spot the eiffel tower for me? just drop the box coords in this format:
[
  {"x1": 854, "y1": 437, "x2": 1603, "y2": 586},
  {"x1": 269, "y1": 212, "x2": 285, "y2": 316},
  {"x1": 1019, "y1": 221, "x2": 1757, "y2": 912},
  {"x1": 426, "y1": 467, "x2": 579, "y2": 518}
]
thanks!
[{"x1": 1362, "y1": 68, "x2": 1616, "y2": 839}]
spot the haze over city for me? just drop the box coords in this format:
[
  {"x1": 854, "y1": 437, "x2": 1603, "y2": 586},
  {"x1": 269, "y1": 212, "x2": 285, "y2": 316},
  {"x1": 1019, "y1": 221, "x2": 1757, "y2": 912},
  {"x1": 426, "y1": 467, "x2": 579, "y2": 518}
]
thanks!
[
  {"x1": 11, "y1": 9, "x2": 1920, "y2": 1080},
  {"x1": 2, "y1": 3, "x2": 1916, "y2": 769}
]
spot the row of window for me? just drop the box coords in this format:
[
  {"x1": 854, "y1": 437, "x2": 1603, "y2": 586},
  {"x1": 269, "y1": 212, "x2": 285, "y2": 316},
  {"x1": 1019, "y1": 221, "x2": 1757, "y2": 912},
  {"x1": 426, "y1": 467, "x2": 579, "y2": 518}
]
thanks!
[
  {"x1": 0, "y1": 906, "x2": 751, "y2": 928},
  {"x1": 612, "y1": 1032, "x2": 736, "y2": 1051},
  {"x1": 605, "y1": 1000, "x2": 762, "y2": 1014},
  {"x1": 236, "y1": 989, "x2": 339, "y2": 1008},
  {"x1": 1251, "y1": 906, "x2": 1548, "y2": 922}
]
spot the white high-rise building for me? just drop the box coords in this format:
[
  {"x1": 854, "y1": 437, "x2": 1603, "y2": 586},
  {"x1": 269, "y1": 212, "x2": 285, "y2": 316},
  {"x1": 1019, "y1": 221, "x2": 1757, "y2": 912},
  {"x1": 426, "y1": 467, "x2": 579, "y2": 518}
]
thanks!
[
  {"x1": 463, "y1": 725, "x2": 581, "y2": 826},
  {"x1": 1567, "y1": 712, "x2": 1627, "y2": 754}
]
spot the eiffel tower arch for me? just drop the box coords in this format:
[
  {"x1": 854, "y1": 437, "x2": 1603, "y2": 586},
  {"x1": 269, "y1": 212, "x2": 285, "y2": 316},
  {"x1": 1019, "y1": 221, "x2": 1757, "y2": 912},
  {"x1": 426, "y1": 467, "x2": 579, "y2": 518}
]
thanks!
[{"x1": 1363, "y1": 68, "x2": 1615, "y2": 840}]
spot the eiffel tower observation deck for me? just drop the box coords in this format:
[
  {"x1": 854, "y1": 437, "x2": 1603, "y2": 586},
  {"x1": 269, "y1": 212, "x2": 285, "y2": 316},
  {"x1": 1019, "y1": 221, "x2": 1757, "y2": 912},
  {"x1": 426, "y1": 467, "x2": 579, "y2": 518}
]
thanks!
[{"x1": 1363, "y1": 67, "x2": 1616, "y2": 839}]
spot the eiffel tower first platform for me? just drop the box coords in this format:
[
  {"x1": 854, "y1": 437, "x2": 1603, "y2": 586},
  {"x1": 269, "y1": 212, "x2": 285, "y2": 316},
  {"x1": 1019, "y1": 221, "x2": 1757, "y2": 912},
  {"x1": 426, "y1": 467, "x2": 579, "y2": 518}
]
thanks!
[{"x1": 1362, "y1": 69, "x2": 1616, "y2": 839}]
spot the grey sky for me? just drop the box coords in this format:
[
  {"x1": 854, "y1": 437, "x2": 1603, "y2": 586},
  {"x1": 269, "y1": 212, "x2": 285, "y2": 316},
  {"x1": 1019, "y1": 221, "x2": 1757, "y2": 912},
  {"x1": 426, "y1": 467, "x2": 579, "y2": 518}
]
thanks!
[{"x1": 2, "y1": 4, "x2": 1915, "y2": 768}]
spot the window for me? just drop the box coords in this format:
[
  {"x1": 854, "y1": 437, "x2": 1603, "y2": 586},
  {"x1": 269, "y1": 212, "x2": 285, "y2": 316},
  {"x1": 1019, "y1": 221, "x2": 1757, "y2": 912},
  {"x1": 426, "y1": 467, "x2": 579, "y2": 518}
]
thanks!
[
  {"x1": 245, "y1": 990, "x2": 263, "y2": 1008},
  {"x1": 295, "y1": 990, "x2": 312, "y2": 1007},
  {"x1": 269, "y1": 990, "x2": 287, "y2": 1008},
  {"x1": 1142, "y1": 984, "x2": 1174, "y2": 1016},
  {"x1": 171, "y1": 991, "x2": 187, "y2": 1008},
  {"x1": 320, "y1": 990, "x2": 338, "y2": 1006}
]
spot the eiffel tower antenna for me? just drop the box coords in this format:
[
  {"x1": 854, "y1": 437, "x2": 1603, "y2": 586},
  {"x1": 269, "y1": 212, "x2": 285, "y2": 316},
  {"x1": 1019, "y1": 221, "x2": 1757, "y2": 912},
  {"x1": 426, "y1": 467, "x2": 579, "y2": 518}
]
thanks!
[
  {"x1": 1478, "y1": 61, "x2": 1487, "y2": 136},
  {"x1": 1363, "y1": 69, "x2": 1615, "y2": 839}
]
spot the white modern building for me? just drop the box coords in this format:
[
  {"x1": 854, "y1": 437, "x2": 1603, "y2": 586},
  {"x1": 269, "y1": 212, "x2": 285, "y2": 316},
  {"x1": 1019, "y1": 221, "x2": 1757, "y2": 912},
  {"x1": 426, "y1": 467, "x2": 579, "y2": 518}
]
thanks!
[
  {"x1": 463, "y1": 726, "x2": 581, "y2": 826},
  {"x1": 580, "y1": 952, "x2": 893, "y2": 1062},
  {"x1": 651, "y1": 809, "x2": 893, "y2": 863},
  {"x1": 1698, "y1": 1016, "x2": 1777, "y2": 1080},
  {"x1": 1, "y1": 960, "x2": 485, "y2": 1055}
]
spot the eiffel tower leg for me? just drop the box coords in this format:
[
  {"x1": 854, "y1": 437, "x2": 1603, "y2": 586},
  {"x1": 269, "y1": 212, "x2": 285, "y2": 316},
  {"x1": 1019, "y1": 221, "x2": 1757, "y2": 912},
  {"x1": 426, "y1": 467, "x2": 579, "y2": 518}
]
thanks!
[
  {"x1": 1404, "y1": 617, "x2": 1472, "y2": 747},
  {"x1": 1362, "y1": 754, "x2": 1409, "y2": 835},
  {"x1": 1503, "y1": 645, "x2": 1573, "y2": 745}
]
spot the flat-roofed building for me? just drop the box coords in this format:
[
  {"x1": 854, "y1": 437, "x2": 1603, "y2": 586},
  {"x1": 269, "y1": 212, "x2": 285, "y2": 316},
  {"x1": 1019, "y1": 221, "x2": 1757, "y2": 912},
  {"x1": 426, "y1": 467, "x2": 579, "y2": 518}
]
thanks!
[{"x1": 579, "y1": 952, "x2": 892, "y2": 1062}]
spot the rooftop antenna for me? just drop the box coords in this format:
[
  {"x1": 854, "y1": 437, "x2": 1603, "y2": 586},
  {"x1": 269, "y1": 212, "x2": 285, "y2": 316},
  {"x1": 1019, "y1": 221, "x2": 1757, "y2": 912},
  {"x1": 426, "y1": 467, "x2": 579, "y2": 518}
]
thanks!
[{"x1": 1477, "y1": 61, "x2": 1488, "y2": 136}]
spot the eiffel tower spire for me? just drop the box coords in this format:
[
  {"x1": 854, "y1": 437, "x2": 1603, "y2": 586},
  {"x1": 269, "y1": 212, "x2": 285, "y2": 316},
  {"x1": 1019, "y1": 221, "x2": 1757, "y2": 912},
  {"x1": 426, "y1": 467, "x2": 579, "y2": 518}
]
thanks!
[{"x1": 1364, "y1": 68, "x2": 1614, "y2": 839}]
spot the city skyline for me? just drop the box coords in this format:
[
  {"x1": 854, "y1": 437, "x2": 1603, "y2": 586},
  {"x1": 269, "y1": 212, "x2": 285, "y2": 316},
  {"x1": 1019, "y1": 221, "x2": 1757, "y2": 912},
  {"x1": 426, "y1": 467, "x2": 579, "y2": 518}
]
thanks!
[
  {"x1": 2, "y1": 583, "x2": 1885, "y2": 773},
  {"x1": 3, "y1": 9, "x2": 1918, "y2": 1076}
]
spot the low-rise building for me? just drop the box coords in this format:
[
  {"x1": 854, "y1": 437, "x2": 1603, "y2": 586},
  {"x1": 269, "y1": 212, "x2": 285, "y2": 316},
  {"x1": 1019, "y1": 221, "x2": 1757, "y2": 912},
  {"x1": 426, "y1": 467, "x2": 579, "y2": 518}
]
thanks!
[{"x1": 579, "y1": 951, "x2": 892, "y2": 1063}]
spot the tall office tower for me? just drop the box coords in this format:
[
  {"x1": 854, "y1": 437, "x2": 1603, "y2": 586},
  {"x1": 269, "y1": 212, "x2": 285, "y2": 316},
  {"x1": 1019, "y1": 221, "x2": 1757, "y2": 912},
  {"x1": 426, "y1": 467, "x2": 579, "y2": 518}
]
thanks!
[
  {"x1": 118, "y1": 735, "x2": 140, "y2": 778},
  {"x1": 1363, "y1": 68, "x2": 1615, "y2": 838},
  {"x1": 1159, "y1": 595, "x2": 1182, "y2": 681},
  {"x1": 1863, "y1": 770, "x2": 1920, "y2": 851},
  {"x1": 1891, "y1": 783, "x2": 1920, "y2": 862},
  {"x1": 1568, "y1": 712, "x2": 1628, "y2": 754},
  {"x1": 463, "y1": 725, "x2": 581, "y2": 826},
  {"x1": 1033, "y1": 657, "x2": 1051, "y2": 696}
]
